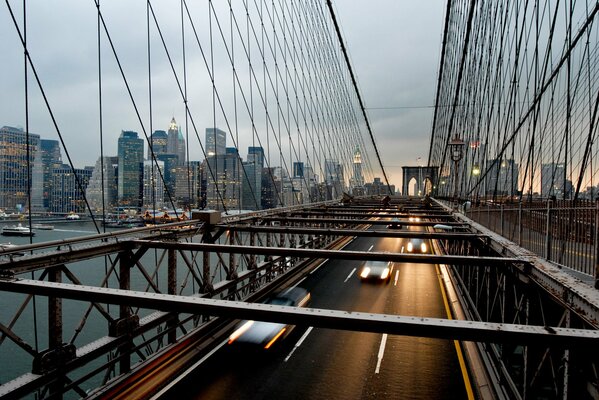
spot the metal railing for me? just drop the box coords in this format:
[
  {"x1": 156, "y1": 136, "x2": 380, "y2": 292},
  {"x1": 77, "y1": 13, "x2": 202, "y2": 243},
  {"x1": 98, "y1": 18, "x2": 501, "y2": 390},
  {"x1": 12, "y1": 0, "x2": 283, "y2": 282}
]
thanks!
[{"x1": 465, "y1": 199, "x2": 598, "y2": 285}]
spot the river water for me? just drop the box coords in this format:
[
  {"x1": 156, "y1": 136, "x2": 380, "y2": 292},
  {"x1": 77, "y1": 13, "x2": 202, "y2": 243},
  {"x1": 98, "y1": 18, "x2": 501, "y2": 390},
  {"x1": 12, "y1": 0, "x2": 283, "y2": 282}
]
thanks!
[{"x1": 0, "y1": 220, "x2": 209, "y2": 395}]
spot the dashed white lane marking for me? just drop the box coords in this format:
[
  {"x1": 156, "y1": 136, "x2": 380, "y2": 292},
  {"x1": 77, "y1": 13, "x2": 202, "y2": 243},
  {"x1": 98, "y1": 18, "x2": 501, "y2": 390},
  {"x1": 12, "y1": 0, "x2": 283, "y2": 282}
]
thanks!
[
  {"x1": 394, "y1": 270, "x2": 399, "y2": 286},
  {"x1": 344, "y1": 268, "x2": 357, "y2": 283},
  {"x1": 375, "y1": 334, "x2": 388, "y2": 374},
  {"x1": 284, "y1": 327, "x2": 314, "y2": 362}
]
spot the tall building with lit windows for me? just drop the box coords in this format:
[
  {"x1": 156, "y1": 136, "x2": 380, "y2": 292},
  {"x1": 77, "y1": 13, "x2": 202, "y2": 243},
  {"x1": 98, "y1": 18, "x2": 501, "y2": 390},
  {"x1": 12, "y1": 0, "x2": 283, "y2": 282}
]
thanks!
[
  {"x1": 40, "y1": 139, "x2": 63, "y2": 209},
  {"x1": 205, "y1": 127, "x2": 226, "y2": 157},
  {"x1": 143, "y1": 160, "x2": 165, "y2": 210},
  {"x1": 350, "y1": 147, "x2": 365, "y2": 195},
  {"x1": 86, "y1": 156, "x2": 118, "y2": 212},
  {"x1": 205, "y1": 127, "x2": 227, "y2": 209},
  {"x1": 117, "y1": 130, "x2": 144, "y2": 208},
  {"x1": 50, "y1": 165, "x2": 93, "y2": 213},
  {"x1": 0, "y1": 126, "x2": 43, "y2": 212},
  {"x1": 148, "y1": 130, "x2": 168, "y2": 159},
  {"x1": 167, "y1": 118, "x2": 186, "y2": 165}
]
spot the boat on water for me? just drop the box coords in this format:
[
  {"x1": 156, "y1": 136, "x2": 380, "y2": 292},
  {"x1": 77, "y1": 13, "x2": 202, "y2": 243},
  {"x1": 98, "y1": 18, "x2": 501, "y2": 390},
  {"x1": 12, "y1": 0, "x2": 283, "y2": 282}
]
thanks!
[
  {"x1": 32, "y1": 223, "x2": 54, "y2": 230},
  {"x1": 1, "y1": 223, "x2": 35, "y2": 237}
]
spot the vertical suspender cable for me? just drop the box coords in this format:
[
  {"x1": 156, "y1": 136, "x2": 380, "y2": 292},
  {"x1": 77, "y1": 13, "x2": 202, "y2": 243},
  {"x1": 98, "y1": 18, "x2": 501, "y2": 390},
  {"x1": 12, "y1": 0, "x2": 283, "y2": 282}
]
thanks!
[{"x1": 325, "y1": 0, "x2": 392, "y2": 195}]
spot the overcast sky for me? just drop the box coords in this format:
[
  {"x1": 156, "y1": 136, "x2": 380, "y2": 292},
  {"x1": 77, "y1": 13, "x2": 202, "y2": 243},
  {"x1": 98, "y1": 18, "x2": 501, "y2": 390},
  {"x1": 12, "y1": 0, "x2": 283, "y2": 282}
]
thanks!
[
  {"x1": 0, "y1": 1, "x2": 445, "y2": 190},
  {"x1": 333, "y1": 1, "x2": 445, "y2": 189}
]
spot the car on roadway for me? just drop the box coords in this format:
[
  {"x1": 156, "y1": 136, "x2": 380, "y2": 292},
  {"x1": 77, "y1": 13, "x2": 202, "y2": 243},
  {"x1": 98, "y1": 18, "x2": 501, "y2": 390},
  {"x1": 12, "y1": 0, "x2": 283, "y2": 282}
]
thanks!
[
  {"x1": 387, "y1": 217, "x2": 402, "y2": 229},
  {"x1": 358, "y1": 260, "x2": 393, "y2": 283},
  {"x1": 406, "y1": 238, "x2": 428, "y2": 253},
  {"x1": 228, "y1": 287, "x2": 311, "y2": 349}
]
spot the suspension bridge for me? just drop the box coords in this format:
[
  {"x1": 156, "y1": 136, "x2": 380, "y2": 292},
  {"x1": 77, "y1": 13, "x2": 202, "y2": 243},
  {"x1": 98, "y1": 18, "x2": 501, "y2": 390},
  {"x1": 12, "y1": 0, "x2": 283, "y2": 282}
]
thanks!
[{"x1": 1, "y1": 1, "x2": 599, "y2": 399}]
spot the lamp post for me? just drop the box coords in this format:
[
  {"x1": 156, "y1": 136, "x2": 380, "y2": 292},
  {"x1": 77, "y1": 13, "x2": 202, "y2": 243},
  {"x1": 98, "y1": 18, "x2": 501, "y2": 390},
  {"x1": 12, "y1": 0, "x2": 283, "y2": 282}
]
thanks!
[
  {"x1": 417, "y1": 157, "x2": 422, "y2": 196},
  {"x1": 448, "y1": 135, "x2": 465, "y2": 207}
]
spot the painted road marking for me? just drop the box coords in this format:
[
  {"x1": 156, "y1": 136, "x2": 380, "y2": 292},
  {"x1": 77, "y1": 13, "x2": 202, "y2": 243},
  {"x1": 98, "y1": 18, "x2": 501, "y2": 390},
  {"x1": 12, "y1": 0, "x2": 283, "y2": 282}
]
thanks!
[
  {"x1": 375, "y1": 334, "x2": 388, "y2": 374},
  {"x1": 284, "y1": 327, "x2": 314, "y2": 362},
  {"x1": 344, "y1": 268, "x2": 357, "y2": 283},
  {"x1": 394, "y1": 270, "x2": 399, "y2": 286},
  {"x1": 368, "y1": 245, "x2": 374, "y2": 252}
]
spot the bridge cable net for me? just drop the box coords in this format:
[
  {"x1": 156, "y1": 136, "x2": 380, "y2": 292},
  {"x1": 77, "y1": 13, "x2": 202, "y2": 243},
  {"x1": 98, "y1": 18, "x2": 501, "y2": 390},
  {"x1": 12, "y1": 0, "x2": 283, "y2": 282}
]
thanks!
[
  {"x1": 0, "y1": 0, "x2": 389, "y2": 397},
  {"x1": 428, "y1": 0, "x2": 599, "y2": 275},
  {"x1": 1, "y1": 0, "x2": 381, "y2": 225}
]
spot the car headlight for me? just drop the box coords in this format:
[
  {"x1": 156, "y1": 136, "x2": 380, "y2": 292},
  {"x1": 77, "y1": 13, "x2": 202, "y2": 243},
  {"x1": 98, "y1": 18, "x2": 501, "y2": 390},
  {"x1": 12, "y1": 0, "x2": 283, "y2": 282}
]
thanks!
[
  {"x1": 228, "y1": 320, "x2": 254, "y2": 344},
  {"x1": 380, "y1": 268, "x2": 390, "y2": 280},
  {"x1": 360, "y1": 267, "x2": 371, "y2": 278},
  {"x1": 407, "y1": 242, "x2": 413, "y2": 252}
]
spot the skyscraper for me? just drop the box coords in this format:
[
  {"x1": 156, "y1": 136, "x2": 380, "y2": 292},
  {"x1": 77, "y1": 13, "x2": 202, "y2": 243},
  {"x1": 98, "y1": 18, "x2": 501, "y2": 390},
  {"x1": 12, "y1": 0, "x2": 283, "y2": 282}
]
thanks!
[
  {"x1": 206, "y1": 127, "x2": 226, "y2": 157},
  {"x1": 351, "y1": 148, "x2": 365, "y2": 192},
  {"x1": 117, "y1": 130, "x2": 144, "y2": 208},
  {"x1": 143, "y1": 160, "x2": 165, "y2": 209},
  {"x1": 50, "y1": 165, "x2": 93, "y2": 213},
  {"x1": 247, "y1": 146, "x2": 264, "y2": 169},
  {"x1": 86, "y1": 156, "x2": 118, "y2": 212},
  {"x1": 0, "y1": 126, "x2": 43, "y2": 211},
  {"x1": 205, "y1": 128, "x2": 227, "y2": 209},
  {"x1": 40, "y1": 139, "x2": 63, "y2": 210},
  {"x1": 293, "y1": 162, "x2": 305, "y2": 178},
  {"x1": 148, "y1": 130, "x2": 168, "y2": 160},
  {"x1": 167, "y1": 118, "x2": 186, "y2": 165}
]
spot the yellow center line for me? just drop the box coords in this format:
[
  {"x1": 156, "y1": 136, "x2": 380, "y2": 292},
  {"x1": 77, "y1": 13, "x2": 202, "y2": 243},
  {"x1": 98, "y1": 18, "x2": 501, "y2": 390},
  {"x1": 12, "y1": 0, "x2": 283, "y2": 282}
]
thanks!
[{"x1": 436, "y1": 264, "x2": 475, "y2": 400}]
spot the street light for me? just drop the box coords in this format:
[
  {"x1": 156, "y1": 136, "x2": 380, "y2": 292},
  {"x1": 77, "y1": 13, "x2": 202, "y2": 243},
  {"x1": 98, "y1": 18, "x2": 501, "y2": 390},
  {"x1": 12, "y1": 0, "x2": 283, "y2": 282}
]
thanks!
[{"x1": 448, "y1": 135, "x2": 465, "y2": 206}]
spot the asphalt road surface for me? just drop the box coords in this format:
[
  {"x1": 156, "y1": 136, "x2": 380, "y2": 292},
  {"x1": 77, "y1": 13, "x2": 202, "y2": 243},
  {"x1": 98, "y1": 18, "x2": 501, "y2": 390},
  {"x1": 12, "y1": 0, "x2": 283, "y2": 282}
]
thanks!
[{"x1": 166, "y1": 231, "x2": 471, "y2": 399}]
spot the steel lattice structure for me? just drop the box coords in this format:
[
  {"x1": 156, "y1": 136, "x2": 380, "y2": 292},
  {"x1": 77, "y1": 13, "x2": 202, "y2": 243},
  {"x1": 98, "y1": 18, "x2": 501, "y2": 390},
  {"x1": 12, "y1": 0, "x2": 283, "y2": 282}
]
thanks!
[{"x1": 429, "y1": 0, "x2": 599, "y2": 203}]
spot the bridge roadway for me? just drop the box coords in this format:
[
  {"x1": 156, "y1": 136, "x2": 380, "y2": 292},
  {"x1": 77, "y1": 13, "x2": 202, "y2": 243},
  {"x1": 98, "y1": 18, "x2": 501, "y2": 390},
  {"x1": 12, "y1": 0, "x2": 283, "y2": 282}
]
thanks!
[{"x1": 164, "y1": 228, "x2": 471, "y2": 399}]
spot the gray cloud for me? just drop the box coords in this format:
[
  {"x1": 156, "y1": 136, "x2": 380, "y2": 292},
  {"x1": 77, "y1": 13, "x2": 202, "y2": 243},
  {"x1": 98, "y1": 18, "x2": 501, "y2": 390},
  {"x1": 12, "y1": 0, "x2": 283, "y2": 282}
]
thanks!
[{"x1": 0, "y1": 1, "x2": 445, "y2": 191}]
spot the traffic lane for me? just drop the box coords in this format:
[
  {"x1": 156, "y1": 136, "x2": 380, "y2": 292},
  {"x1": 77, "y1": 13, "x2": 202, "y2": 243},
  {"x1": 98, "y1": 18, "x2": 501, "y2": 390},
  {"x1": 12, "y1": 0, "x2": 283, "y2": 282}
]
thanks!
[
  {"x1": 169, "y1": 236, "x2": 380, "y2": 399},
  {"x1": 172, "y1": 235, "x2": 468, "y2": 399},
  {"x1": 280, "y1": 237, "x2": 467, "y2": 399}
]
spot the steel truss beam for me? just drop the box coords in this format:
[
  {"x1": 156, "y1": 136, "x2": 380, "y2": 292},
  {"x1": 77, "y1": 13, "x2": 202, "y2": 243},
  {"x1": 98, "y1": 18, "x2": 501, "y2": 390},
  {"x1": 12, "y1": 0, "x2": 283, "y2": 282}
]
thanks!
[
  {"x1": 0, "y1": 279, "x2": 596, "y2": 347},
  {"x1": 132, "y1": 241, "x2": 521, "y2": 266},
  {"x1": 258, "y1": 216, "x2": 466, "y2": 227},
  {"x1": 218, "y1": 225, "x2": 482, "y2": 239}
]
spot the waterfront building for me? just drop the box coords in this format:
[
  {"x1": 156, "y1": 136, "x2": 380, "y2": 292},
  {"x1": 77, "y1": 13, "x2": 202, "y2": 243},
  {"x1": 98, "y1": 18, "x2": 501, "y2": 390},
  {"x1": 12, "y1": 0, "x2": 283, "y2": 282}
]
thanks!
[
  {"x1": 40, "y1": 139, "x2": 63, "y2": 210},
  {"x1": 86, "y1": 156, "x2": 119, "y2": 212},
  {"x1": 143, "y1": 160, "x2": 165, "y2": 209},
  {"x1": 174, "y1": 161, "x2": 201, "y2": 207},
  {"x1": 0, "y1": 126, "x2": 43, "y2": 212},
  {"x1": 50, "y1": 165, "x2": 93, "y2": 213},
  {"x1": 117, "y1": 131, "x2": 144, "y2": 209}
]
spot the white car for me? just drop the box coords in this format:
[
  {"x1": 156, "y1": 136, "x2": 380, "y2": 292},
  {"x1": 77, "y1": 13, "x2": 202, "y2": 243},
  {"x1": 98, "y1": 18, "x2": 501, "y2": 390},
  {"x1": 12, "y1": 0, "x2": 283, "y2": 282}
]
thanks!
[
  {"x1": 228, "y1": 287, "x2": 311, "y2": 349},
  {"x1": 359, "y1": 260, "x2": 393, "y2": 283},
  {"x1": 406, "y1": 238, "x2": 427, "y2": 253}
]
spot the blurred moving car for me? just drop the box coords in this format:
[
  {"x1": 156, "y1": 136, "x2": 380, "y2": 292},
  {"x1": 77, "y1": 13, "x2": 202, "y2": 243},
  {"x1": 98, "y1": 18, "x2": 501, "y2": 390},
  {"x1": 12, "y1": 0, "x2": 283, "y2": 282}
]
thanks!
[
  {"x1": 387, "y1": 217, "x2": 402, "y2": 229},
  {"x1": 359, "y1": 260, "x2": 393, "y2": 283},
  {"x1": 228, "y1": 287, "x2": 311, "y2": 349},
  {"x1": 406, "y1": 238, "x2": 427, "y2": 253},
  {"x1": 408, "y1": 216, "x2": 421, "y2": 222}
]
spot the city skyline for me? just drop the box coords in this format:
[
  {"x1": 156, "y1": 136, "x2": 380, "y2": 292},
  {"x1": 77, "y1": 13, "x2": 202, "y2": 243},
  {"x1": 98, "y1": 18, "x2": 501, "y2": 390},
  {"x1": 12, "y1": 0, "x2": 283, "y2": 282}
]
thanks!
[{"x1": 0, "y1": 2, "x2": 446, "y2": 190}]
